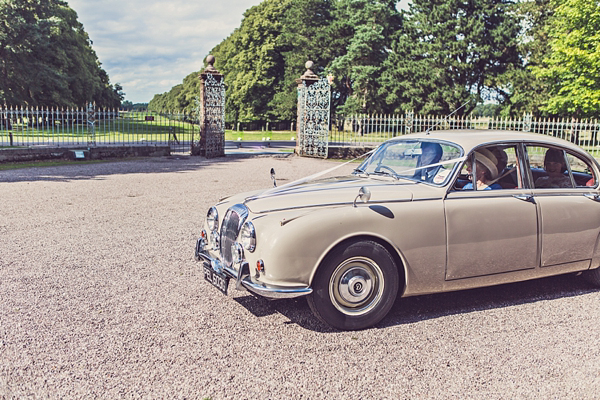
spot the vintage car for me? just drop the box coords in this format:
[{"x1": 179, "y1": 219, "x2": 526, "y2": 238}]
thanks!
[{"x1": 195, "y1": 130, "x2": 600, "y2": 330}]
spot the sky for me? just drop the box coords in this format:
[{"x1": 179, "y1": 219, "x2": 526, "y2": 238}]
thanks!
[
  {"x1": 67, "y1": 0, "x2": 411, "y2": 104},
  {"x1": 67, "y1": 0, "x2": 264, "y2": 103}
]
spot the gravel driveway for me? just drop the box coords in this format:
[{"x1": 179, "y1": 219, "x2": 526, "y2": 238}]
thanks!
[{"x1": 1, "y1": 154, "x2": 599, "y2": 399}]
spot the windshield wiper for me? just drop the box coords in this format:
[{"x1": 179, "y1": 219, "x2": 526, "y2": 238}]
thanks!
[
  {"x1": 353, "y1": 167, "x2": 371, "y2": 177},
  {"x1": 372, "y1": 169, "x2": 399, "y2": 180}
]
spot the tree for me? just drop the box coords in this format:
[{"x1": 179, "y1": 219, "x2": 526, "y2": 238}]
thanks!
[
  {"x1": 149, "y1": 0, "x2": 337, "y2": 123},
  {"x1": 380, "y1": 0, "x2": 521, "y2": 115},
  {"x1": 0, "y1": 0, "x2": 120, "y2": 107},
  {"x1": 496, "y1": 0, "x2": 553, "y2": 116},
  {"x1": 113, "y1": 83, "x2": 125, "y2": 104},
  {"x1": 532, "y1": 0, "x2": 600, "y2": 118},
  {"x1": 268, "y1": 0, "x2": 336, "y2": 120},
  {"x1": 212, "y1": 0, "x2": 290, "y2": 122},
  {"x1": 328, "y1": 0, "x2": 401, "y2": 114}
]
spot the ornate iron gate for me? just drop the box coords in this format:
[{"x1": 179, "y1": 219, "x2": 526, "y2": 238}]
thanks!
[
  {"x1": 297, "y1": 78, "x2": 331, "y2": 158},
  {"x1": 200, "y1": 72, "x2": 226, "y2": 158}
]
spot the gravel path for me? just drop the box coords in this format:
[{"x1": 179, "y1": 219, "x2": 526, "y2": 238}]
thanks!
[{"x1": 1, "y1": 154, "x2": 599, "y2": 399}]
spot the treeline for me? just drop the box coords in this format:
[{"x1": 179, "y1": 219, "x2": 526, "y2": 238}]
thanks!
[
  {"x1": 0, "y1": 0, "x2": 122, "y2": 108},
  {"x1": 148, "y1": 0, "x2": 600, "y2": 122},
  {"x1": 121, "y1": 101, "x2": 149, "y2": 111}
]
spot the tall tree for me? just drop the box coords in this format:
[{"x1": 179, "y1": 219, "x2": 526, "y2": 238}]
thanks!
[
  {"x1": 496, "y1": 0, "x2": 553, "y2": 116},
  {"x1": 532, "y1": 0, "x2": 600, "y2": 118},
  {"x1": 211, "y1": 0, "x2": 290, "y2": 122},
  {"x1": 380, "y1": 0, "x2": 521, "y2": 115},
  {"x1": 269, "y1": 0, "x2": 336, "y2": 120},
  {"x1": 151, "y1": 0, "x2": 337, "y2": 123},
  {"x1": 0, "y1": 0, "x2": 120, "y2": 107},
  {"x1": 328, "y1": 0, "x2": 401, "y2": 114}
]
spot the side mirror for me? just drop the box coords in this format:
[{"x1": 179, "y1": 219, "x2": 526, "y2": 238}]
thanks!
[
  {"x1": 270, "y1": 168, "x2": 277, "y2": 187},
  {"x1": 353, "y1": 186, "x2": 371, "y2": 208}
]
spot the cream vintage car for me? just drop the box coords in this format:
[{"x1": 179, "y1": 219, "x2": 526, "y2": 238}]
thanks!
[{"x1": 195, "y1": 130, "x2": 600, "y2": 330}]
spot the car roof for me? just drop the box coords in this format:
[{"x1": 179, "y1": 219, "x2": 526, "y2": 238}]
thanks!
[{"x1": 397, "y1": 129, "x2": 589, "y2": 155}]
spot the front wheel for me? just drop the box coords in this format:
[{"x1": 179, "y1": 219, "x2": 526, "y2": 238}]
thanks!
[{"x1": 307, "y1": 240, "x2": 399, "y2": 330}]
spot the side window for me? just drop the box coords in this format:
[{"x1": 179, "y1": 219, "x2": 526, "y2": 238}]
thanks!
[
  {"x1": 527, "y1": 146, "x2": 573, "y2": 189},
  {"x1": 566, "y1": 152, "x2": 596, "y2": 188},
  {"x1": 454, "y1": 145, "x2": 521, "y2": 191}
]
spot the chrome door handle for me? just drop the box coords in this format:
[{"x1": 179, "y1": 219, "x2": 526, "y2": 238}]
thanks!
[
  {"x1": 584, "y1": 193, "x2": 600, "y2": 202},
  {"x1": 513, "y1": 194, "x2": 535, "y2": 203}
]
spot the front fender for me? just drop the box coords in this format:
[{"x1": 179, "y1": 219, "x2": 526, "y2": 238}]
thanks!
[{"x1": 246, "y1": 200, "x2": 447, "y2": 295}]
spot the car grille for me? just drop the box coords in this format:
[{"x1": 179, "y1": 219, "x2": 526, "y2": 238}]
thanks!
[{"x1": 219, "y1": 203, "x2": 249, "y2": 268}]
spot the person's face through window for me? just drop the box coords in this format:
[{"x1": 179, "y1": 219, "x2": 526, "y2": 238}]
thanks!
[
  {"x1": 421, "y1": 144, "x2": 441, "y2": 166},
  {"x1": 545, "y1": 160, "x2": 563, "y2": 175},
  {"x1": 466, "y1": 160, "x2": 487, "y2": 181}
]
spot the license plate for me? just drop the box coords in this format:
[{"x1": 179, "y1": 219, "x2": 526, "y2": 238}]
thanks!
[{"x1": 203, "y1": 264, "x2": 229, "y2": 295}]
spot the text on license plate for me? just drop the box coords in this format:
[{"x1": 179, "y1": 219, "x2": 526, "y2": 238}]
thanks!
[{"x1": 203, "y1": 265, "x2": 229, "y2": 295}]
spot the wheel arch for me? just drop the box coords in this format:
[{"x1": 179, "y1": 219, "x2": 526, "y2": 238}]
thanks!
[{"x1": 309, "y1": 234, "x2": 408, "y2": 296}]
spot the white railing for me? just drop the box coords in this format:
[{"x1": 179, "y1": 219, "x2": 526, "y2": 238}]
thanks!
[{"x1": 330, "y1": 114, "x2": 600, "y2": 158}]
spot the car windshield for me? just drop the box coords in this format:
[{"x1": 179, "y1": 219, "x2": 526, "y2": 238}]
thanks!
[{"x1": 355, "y1": 139, "x2": 463, "y2": 185}]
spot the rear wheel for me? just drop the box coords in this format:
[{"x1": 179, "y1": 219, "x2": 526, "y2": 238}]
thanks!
[{"x1": 307, "y1": 240, "x2": 399, "y2": 330}]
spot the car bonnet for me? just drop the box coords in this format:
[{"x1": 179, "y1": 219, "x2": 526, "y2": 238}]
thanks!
[{"x1": 243, "y1": 176, "x2": 415, "y2": 213}]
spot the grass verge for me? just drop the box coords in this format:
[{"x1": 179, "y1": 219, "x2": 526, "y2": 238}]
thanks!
[{"x1": 0, "y1": 158, "x2": 137, "y2": 171}]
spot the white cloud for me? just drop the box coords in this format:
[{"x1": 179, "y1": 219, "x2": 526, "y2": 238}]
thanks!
[{"x1": 66, "y1": 0, "x2": 262, "y2": 103}]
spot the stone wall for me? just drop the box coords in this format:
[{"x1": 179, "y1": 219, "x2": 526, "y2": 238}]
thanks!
[
  {"x1": 0, "y1": 146, "x2": 171, "y2": 163},
  {"x1": 327, "y1": 146, "x2": 374, "y2": 159}
]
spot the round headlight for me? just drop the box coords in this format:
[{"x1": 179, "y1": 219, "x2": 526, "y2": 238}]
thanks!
[
  {"x1": 240, "y1": 221, "x2": 256, "y2": 252},
  {"x1": 206, "y1": 206, "x2": 219, "y2": 232}
]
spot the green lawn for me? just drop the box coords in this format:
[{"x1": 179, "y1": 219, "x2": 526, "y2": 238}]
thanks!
[{"x1": 225, "y1": 131, "x2": 296, "y2": 141}]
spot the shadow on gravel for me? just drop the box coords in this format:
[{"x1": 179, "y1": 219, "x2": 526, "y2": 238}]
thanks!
[
  {"x1": 233, "y1": 273, "x2": 597, "y2": 333},
  {"x1": 381, "y1": 273, "x2": 597, "y2": 329},
  {"x1": 233, "y1": 295, "x2": 336, "y2": 333},
  {"x1": 0, "y1": 154, "x2": 289, "y2": 183}
]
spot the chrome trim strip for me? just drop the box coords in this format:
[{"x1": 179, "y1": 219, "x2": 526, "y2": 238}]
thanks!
[
  {"x1": 239, "y1": 280, "x2": 313, "y2": 299},
  {"x1": 253, "y1": 198, "x2": 413, "y2": 214}
]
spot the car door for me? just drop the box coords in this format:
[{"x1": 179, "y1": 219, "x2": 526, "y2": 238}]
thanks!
[
  {"x1": 444, "y1": 143, "x2": 539, "y2": 280},
  {"x1": 526, "y1": 145, "x2": 600, "y2": 269}
]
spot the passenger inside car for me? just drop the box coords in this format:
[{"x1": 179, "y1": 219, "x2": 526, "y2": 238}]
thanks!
[
  {"x1": 462, "y1": 148, "x2": 503, "y2": 190},
  {"x1": 535, "y1": 148, "x2": 573, "y2": 188}
]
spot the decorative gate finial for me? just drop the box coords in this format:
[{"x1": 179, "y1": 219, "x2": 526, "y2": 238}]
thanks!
[
  {"x1": 301, "y1": 61, "x2": 318, "y2": 80},
  {"x1": 204, "y1": 55, "x2": 219, "y2": 74}
]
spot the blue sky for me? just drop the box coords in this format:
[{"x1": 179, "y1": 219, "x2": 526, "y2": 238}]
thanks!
[{"x1": 67, "y1": 0, "x2": 411, "y2": 104}]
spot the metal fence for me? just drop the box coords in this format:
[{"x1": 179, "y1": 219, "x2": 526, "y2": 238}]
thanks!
[
  {"x1": 226, "y1": 120, "x2": 295, "y2": 132},
  {"x1": 0, "y1": 105, "x2": 198, "y2": 153},
  {"x1": 330, "y1": 113, "x2": 600, "y2": 158},
  {"x1": 3, "y1": 105, "x2": 600, "y2": 158}
]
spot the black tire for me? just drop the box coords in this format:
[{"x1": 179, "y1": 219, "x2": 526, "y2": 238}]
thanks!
[
  {"x1": 307, "y1": 240, "x2": 399, "y2": 330},
  {"x1": 583, "y1": 266, "x2": 600, "y2": 287}
]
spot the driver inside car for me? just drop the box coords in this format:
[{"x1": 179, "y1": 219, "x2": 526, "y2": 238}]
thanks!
[
  {"x1": 415, "y1": 142, "x2": 443, "y2": 182},
  {"x1": 462, "y1": 148, "x2": 503, "y2": 190}
]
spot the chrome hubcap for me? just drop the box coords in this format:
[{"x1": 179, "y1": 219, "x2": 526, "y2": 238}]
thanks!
[
  {"x1": 330, "y1": 257, "x2": 384, "y2": 316},
  {"x1": 340, "y1": 274, "x2": 372, "y2": 303}
]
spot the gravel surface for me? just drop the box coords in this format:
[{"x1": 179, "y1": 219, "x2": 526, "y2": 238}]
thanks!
[{"x1": 1, "y1": 154, "x2": 599, "y2": 399}]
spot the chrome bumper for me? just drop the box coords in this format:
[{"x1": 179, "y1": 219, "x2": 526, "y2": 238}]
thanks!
[{"x1": 195, "y1": 238, "x2": 312, "y2": 299}]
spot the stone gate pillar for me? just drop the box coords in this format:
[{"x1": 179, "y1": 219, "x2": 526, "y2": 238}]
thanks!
[
  {"x1": 296, "y1": 61, "x2": 331, "y2": 158},
  {"x1": 194, "y1": 55, "x2": 225, "y2": 158}
]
